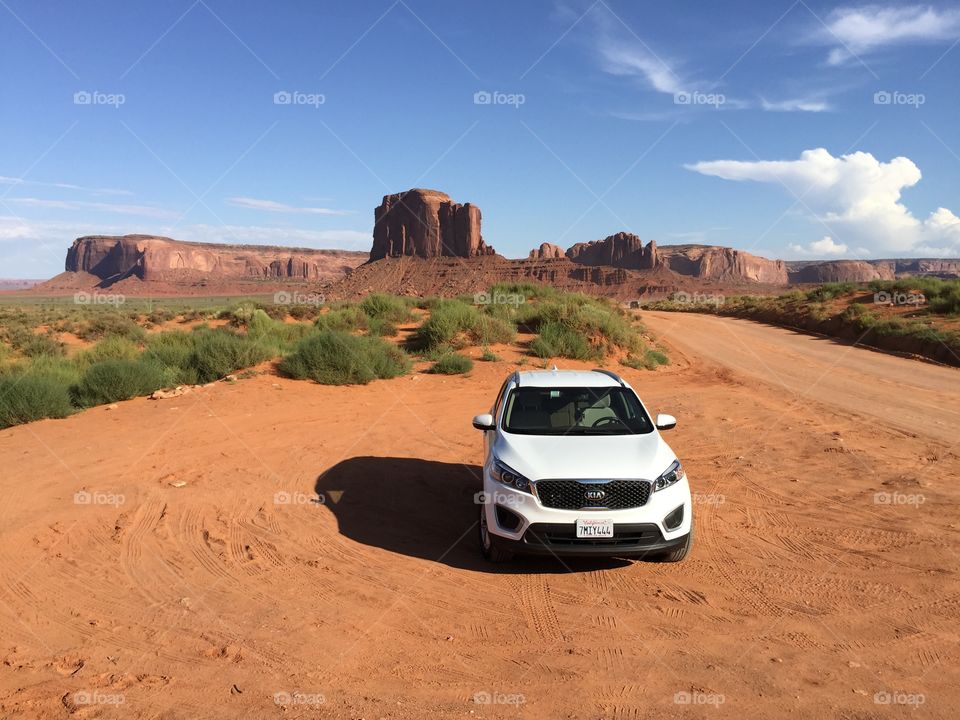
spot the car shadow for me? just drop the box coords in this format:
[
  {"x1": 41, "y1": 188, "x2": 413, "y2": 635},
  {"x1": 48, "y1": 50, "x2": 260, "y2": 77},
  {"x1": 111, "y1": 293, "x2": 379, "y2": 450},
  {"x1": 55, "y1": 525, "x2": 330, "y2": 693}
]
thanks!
[{"x1": 314, "y1": 456, "x2": 632, "y2": 574}]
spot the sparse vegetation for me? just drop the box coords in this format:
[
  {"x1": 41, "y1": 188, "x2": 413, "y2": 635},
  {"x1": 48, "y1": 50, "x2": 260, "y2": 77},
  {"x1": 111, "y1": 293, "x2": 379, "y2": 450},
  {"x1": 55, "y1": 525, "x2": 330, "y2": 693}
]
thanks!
[
  {"x1": 71, "y1": 358, "x2": 173, "y2": 407},
  {"x1": 279, "y1": 330, "x2": 411, "y2": 385},
  {"x1": 428, "y1": 353, "x2": 474, "y2": 375}
]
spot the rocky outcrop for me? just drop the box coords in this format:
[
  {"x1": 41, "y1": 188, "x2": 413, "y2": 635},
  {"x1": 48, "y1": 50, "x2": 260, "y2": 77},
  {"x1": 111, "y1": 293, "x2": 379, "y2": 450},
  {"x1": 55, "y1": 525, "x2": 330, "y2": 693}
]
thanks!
[
  {"x1": 656, "y1": 245, "x2": 788, "y2": 284},
  {"x1": 529, "y1": 242, "x2": 565, "y2": 260},
  {"x1": 566, "y1": 232, "x2": 658, "y2": 270},
  {"x1": 788, "y1": 260, "x2": 894, "y2": 284},
  {"x1": 370, "y1": 189, "x2": 494, "y2": 261},
  {"x1": 64, "y1": 235, "x2": 367, "y2": 283}
]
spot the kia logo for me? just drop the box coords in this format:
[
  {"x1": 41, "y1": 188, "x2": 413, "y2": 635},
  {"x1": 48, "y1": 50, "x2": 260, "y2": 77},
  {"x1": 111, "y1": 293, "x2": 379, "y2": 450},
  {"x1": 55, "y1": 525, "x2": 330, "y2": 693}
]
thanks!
[{"x1": 584, "y1": 489, "x2": 606, "y2": 501}]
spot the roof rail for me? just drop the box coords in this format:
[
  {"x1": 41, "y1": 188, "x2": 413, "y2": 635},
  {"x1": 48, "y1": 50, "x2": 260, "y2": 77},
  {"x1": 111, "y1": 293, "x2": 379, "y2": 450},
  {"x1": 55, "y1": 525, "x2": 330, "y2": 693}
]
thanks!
[
  {"x1": 592, "y1": 368, "x2": 625, "y2": 386},
  {"x1": 512, "y1": 370, "x2": 521, "y2": 387}
]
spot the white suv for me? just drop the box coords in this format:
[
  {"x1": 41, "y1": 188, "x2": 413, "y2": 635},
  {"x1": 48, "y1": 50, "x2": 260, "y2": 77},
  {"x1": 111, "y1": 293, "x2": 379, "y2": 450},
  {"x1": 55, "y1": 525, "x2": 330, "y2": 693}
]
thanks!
[{"x1": 472, "y1": 368, "x2": 693, "y2": 563}]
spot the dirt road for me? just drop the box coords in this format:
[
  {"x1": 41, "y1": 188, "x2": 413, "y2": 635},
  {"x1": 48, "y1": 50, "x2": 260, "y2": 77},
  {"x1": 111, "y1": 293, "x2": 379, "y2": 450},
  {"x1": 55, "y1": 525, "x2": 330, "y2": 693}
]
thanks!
[
  {"x1": 644, "y1": 311, "x2": 960, "y2": 444},
  {"x1": 1, "y1": 324, "x2": 958, "y2": 718}
]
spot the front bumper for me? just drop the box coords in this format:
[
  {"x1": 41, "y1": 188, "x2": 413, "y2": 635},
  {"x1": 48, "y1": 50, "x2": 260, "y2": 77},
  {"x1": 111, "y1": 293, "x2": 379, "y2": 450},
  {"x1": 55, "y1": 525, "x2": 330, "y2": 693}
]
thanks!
[
  {"x1": 491, "y1": 522, "x2": 689, "y2": 557},
  {"x1": 482, "y1": 473, "x2": 693, "y2": 557}
]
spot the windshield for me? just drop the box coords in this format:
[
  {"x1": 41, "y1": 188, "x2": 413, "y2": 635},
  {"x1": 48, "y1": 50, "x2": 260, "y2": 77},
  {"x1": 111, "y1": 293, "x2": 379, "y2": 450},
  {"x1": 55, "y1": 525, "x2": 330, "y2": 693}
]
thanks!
[{"x1": 501, "y1": 386, "x2": 654, "y2": 435}]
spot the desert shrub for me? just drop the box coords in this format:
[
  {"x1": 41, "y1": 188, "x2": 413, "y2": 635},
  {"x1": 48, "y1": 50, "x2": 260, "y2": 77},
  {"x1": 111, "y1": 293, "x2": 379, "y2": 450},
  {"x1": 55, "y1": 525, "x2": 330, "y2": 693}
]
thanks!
[
  {"x1": 361, "y1": 293, "x2": 412, "y2": 323},
  {"x1": 77, "y1": 313, "x2": 146, "y2": 342},
  {"x1": 529, "y1": 321, "x2": 596, "y2": 360},
  {"x1": 0, "y1": 364, "x2": 77, "y2": 428},
  {"x1": 288, "y1": 304, "x2": 323, "y2": 321},
  {"x1": 315, "y1": 305, "x2": 368, "y2": 333},
  {"x1": 71, "y1": 358, "x2": 174, "y2": 407},
  {"x1": 366, "y1": 318, "x2": 398, "y2": 337},
  {"x1": 246, "y1": 309, "x2": 316, "y2": 355},
  {"x1": 75, "y1": 336, "x2": 141, "y2": 368},
  {"x1": 18, "y1": 332, "x2": 66, "y2": 359},
  {"x1": 479, "y1": 347, "x2": 501, "y2": 362},
  {"x1": 279, "y1": 330, "x2": 411, "y2": 385},
  {"x1": 428, "y1": 353, "x2": 473, "y2": 375},
  {"x1": 188, "y1": 329, "x2": 275, "y2": 384},
  {"x1": 146, "y1": 308, "x2": 175, "y2": 325},
  {"x1": 488, "y1": 282, "x2": 557, "y2": 301},
  {"x1": 621, "y1": 348, "x2": 669, "y2": 370},
  {"x1": 806, "y1": 282, "x2": 857, "y2": 302},
  {"x1": 415, "y1": 299, "x2": 515, "y2": 350}
]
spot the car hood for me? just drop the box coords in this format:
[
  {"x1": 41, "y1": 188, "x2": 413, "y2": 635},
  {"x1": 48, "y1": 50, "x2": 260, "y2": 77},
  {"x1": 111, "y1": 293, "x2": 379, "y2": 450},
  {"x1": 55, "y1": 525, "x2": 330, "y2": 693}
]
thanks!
[{"x1": 493, "y1": 431, "x2": 675, "y2": 481}]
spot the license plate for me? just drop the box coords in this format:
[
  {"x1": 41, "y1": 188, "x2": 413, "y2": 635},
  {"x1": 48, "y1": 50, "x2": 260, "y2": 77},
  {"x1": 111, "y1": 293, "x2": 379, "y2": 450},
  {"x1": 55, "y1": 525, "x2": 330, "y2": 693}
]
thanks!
[{"x1": 576, "y1": 519, "x2": 614, "y2": 538}]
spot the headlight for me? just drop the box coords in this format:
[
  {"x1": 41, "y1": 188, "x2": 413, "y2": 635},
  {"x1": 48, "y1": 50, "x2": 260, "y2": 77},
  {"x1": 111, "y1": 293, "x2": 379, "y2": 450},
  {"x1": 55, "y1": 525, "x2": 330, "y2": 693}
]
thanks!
[
  {"x1": 491, "y1": 459, "x2": 531, "y2": 493},
  {"x1": 653, "y1": 459, "x2": 684, "y2": 492}
]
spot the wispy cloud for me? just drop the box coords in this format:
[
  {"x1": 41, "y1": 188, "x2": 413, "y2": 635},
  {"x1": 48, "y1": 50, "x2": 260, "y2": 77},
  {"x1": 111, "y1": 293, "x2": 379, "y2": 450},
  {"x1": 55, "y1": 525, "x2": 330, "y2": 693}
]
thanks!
[
  {"x1": 598, "y1": 40, "x2": 684, "y2": 95},
  {"x1": 816, "y1": 5, "x2": 960, "y2": 65},
  {"x1": 225, "y1": 196, "x2": 352, "y2": 216},
  {"x1": 0, "y1": 175, "x2": 132, "y2": 196},
  {"x1": 6, "y1": 197, "x2": 176, "y2": 218},
  {"x1": 760, "y1": 96, "x2": 831, "y2": 112}
]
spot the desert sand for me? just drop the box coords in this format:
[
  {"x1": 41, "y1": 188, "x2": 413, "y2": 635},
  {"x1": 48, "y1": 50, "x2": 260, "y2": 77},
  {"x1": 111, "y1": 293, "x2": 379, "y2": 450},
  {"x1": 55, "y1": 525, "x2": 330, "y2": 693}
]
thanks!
[{"x1": 1, "y1": 313, "x2": 958, "y2": 719}]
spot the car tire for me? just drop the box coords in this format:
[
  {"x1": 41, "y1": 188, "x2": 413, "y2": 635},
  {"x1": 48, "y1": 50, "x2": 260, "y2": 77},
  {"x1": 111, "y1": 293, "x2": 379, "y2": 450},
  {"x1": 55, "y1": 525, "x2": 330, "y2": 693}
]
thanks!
[
  {"x1": 653, "y1": 525, "x2": 693, "y2": 563},
  {"x1": 479, "y1": 504, "x2": 514, "y2": 563}
]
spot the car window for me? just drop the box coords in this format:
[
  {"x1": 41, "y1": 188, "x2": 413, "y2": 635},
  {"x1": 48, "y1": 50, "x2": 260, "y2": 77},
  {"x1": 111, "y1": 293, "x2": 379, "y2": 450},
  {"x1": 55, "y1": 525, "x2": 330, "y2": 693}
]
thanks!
[{"x1": 501, "y1": 387, "x2": 653, "y2": 435}]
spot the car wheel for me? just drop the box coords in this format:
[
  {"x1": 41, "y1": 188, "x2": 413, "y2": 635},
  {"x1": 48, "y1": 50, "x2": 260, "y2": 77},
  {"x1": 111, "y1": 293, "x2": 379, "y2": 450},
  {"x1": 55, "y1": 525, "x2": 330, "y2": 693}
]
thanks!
[
  {"x1": 652, "y1": 526, "x2": 693, "y2": 563},
  {"x1": 479, "y1": 503, "x2": 513, "y2": 563}
]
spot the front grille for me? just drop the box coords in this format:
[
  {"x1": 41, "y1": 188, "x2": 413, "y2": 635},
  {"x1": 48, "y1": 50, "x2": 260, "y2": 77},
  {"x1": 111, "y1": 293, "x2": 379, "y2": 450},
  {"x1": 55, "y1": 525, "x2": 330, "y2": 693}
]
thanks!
[
  {"x1": 525, "y1": 523, "x2": 663, "y2": 547},
  {"x1": 535, "y1": 479, "x2": 651, "y2": 510}
]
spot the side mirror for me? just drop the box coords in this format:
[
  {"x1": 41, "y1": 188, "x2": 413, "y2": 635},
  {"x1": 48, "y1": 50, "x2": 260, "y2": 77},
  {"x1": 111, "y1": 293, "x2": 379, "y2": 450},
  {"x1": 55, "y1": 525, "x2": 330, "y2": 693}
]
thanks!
[
  {"x1": 655, "y1": 413, "x2": 677, "y2": 431},
  {"x1": 472, "y1": 413, "x2": 495, "y2": 431}
]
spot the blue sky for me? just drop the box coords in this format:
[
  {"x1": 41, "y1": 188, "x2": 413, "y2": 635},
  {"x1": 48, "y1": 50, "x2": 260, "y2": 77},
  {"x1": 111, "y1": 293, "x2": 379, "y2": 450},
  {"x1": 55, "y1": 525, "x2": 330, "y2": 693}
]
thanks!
[{"x1": 2, "y1": 0, "x2": 959, "y2": 276}]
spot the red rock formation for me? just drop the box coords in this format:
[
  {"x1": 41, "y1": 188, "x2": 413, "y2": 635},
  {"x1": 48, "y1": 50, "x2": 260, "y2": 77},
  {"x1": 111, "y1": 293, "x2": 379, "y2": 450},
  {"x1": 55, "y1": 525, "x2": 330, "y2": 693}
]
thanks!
[
  {"x1": 64, "y1": 235, "x2": 367, "y2": 283},
  {"x1": 529, "y1": 243, "x2": 565, "y2": 259},
  {"x1": 656, "y1": 245, "x2": 788, "y2": 284},
  {"x1": 566, "y1": 232, "x2": 658, "y2": 270},
  {"x1": 788, "y1": 260, "x2": 893, "y2": 284},
  {"x1": 370, "y1": 189, "x2": 494, "y2": 260}
]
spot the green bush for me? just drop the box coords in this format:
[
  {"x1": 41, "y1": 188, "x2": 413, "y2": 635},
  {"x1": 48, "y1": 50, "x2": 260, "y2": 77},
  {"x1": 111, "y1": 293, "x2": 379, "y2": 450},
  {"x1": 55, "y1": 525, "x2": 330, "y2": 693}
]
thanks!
[
  {"x1": 361, "y1": 294, "x2": 412, "y2": 323},
  {"x1": 621, "y1": 348, "x2": 669, "y2": 370},
  {"x1": 75, "y1": 336, "x2": 141, "y2": 369},
  {"x1": 806, "y1": 282, "x2": 857, "y2": 302},
  {"x1": 279, "y1": 330, "x2": 411, "y2": 385},
  {"x1": 0, "y1": 366, "x2": 76, "y2": 428},
  {"x1": 428, "y1": 353, "x2": 474, "y2": 375},
  {"x1": 366, "y1": 318, "x2": 398, "y2": 337},
  {"x1": 530, "y1": 321, "x2": 596, "y2": 360},
  {"x1": 315, "y1": 305, "x2": 368, "y2": 332},
  {"x1": 479, "y1": 347, "x2": 501, "y2": 362},
  {"x1": 71, "y1": 359, "x2": 174, "y2": 407},
  {"x1": 19, "y1": 332, "x2": 66, "y2": 359},
  {"x1": 77, "y1": 313, "x2": 146, "y2": 342},
  {"x1": 188, "y1": 329, "x2": 275, "y2": 384},
  {"x1": 415, "y1": 299, "x2": 515, "y2": 350}
]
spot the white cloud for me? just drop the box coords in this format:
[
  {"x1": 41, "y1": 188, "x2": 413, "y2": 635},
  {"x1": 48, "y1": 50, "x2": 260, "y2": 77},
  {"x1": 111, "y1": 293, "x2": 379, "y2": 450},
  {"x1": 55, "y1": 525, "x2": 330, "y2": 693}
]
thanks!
[
  {"x1": 819, "y1": 5, "x2": 960, "y2": 64},
  {"x1": 687, "y1": 147, "x2": 960, "y2": 255},
  {"x1": 789, "y1": 236, "x2": 849, "y2": 255},
  {"x1": 5, "y1": 197, "x2": 177, "y2": 218},
  {"x1": 226, "y1": 197, "x2": 352, "y2": 216},
  {"x1": 760, "y1": 97, "x2": 831, "y2": 112},
  {"x1": 0, "y1": 175, "x2": 131, "y2": 196},
  {"x1": 598, "y1": 42, "x2": 684, "y2": 95}
]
